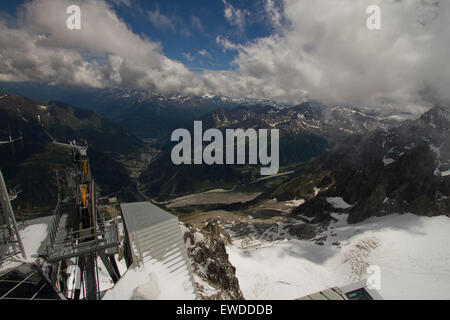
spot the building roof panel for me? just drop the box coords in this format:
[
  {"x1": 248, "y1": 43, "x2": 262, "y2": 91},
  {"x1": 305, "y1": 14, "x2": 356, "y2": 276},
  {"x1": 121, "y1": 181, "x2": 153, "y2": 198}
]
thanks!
[
  {"x1": 119, "y1": 202, "x2": 198, "y2": 299},
  {"x1": 120, "y1": 202, "x2": 177, "y2": 234}
]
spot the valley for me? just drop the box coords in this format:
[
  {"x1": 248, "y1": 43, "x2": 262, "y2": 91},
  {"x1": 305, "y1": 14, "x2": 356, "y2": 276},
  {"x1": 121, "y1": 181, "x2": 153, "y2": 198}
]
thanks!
[
  {"x1": 1, "y1": 0, "x2": 449, "y2": 303},
  {"x1": 166, "y1": 187, "x2": 450, "y2": 300},
  {"x1": 1, "y1": 89, "x2": 449, "y2": 301},
  {"x1": 153, "y1": 101, "x2": 450, "y2": 300}
]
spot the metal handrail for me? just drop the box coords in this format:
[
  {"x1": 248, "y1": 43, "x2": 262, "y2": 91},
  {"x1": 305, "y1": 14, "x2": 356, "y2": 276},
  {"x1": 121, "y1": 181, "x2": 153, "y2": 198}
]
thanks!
[
  {"x1": 45, "y1": 200, "x2": 64, "y2": 251},
  {"x1": 48, "y1": 225, "x2": 111, "y2": 247}
]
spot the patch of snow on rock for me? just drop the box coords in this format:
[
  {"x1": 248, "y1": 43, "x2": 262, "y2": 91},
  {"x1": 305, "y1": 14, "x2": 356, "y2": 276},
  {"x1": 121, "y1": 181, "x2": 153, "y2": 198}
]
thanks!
[
  {"x1": 383, "y1": 157, "x2": 395, "y2": 166},
  {"x1": 326, "y1": 197, "x2": 352, "y2": 209}
]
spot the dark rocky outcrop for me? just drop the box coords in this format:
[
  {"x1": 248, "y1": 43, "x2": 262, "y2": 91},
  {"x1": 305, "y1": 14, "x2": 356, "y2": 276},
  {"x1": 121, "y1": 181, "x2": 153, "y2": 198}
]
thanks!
[
  {"x1": 182, "y1": 220, "x2": 244, "y2": 300},
  {"x1": 287, "y1": 223, "x2": 317, "y2": 240},
  {"x1": 269, "y1": 105, "x2": 450, "y2": 224}
]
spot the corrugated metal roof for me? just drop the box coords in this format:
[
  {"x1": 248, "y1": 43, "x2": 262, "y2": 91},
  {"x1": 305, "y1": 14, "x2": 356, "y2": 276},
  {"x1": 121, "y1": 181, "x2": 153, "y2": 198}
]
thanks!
[
  {"x1": 120, "y1": 202, "x2": 177, "y2": 234},
  {"x1": 297, "y1": 288, "x2": 347, "y2": 300},
  {"x1": 120, "y1": 202, "x2": 198, "y2": 298},
  {"x1": 296, "y1": 281, "x2": 384, "y2": 300}
]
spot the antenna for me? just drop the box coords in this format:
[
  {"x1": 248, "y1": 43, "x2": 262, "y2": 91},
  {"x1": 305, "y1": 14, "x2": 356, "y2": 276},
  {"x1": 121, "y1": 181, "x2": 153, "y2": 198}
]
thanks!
[{"x1": 0, "y1": 130, "x2": 24, "y2": 154}]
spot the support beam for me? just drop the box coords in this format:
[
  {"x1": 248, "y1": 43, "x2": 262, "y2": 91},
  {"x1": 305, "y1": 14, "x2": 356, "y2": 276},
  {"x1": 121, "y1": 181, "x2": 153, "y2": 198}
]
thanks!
[
  {"x1": 109, "y1": 254, "x2": 121, "y2": 281},
  {"x1": 74, "y1": 258, "x2": 83, "y2": 300},
  {"x1": 99, "y1": 251, "x2": 120, "y2": 283},
  {"x1": 84, "y1": 254, "x2": 98, "y2": 300},
  {"x1": 0, "y1": 169, "x2": 26, "y2": 260}
]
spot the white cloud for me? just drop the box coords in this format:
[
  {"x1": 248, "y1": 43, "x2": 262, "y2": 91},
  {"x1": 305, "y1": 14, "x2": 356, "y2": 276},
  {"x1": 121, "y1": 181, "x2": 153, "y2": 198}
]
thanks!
[
  {"x1": 191, "y1": 15, "x2": 205, "y2": 33},
  {"x1": 223, "y1": 0, "x2": 249, "y2": 30},
  {"x1": 111, "y1": 0, "x2": 132, "y2": 7},
  {"x1": 265, "y1": 0, "x2": 283, "y2": 29},
  {"x1": 216, "y1": 35, "x2": 241, "y2": 52},
  {"x1": 147, "y1": 6, "x2": 175, "y2": 31},
  {"x1": 218, "y1": 0, "x2": 450, "y2": 111},
  {"x1": 0, "y1": 0, "x2": 450, "y2": 113},
  {"x1": 0, "y1": 0, "x2": 193, "y2": 93},
  {"x1": 182, "y1": 52, "x2": 194, "y2": 62},
  {"x1": 182, "y1": 50, "x2": 211, "y2": 65},
  {"x1": 197, "y1": 49, "x2": 211, "y2": 59}
]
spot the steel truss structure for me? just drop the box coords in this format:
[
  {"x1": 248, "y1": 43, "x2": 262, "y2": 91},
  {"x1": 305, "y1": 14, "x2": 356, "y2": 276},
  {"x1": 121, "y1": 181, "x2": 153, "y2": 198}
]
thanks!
[
  {"x1": 40, "y1": 141, "x2": 120, "y2": 300},
  {"x1": 0, "y1": 169, "x2": 26, "y2": 265}
]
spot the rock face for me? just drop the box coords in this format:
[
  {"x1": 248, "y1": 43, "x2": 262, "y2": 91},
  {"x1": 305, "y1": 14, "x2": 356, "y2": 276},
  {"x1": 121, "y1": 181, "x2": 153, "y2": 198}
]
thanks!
[
  {"x1": 181, "y1": 220, "x2": 244, "y2": 300},
  {"x1": 139, "y1": 101, "x2": 402, "y2": 201},
  {"x1": 287, "y1": 223, "x2": 317, "y2": 240},
  {"x1": 269, "y1": 105, "x2": 450, "y2": 223},
  {"x1": 0, "y1": 93, "x2": 141, "y2": 210}
]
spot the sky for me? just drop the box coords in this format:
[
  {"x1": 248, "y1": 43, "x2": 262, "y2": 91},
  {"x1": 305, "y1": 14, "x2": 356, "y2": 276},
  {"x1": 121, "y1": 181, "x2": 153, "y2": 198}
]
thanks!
[{"x1": 0, "y1": 0, "x2": 449, "y2": 112}]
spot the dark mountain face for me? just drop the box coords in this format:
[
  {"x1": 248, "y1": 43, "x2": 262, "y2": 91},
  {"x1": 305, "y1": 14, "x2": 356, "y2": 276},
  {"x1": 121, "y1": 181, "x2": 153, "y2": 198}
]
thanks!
[
  {"x1": 0, "y1": 82, "x2": 402, "y2": 144},
  {"x1": 266, "y1": 105, "x2": 450, "y2": 223},
  {"x1": 139, "y1": 152, "x2": 244, "y2": 201},
  {"x1": 0, "y1": 94, "x2": 142, "y2": 153},
  {"x1": 2, "y1": 89, "x2": 439, "y2": 225},
  {"x1": 0, "y1": 93, "x2": 142, "y2": 214},
  {"x1": 200, "y1": 102, "x2": 401, "y2": 149},
  {"x1": 139, "y1": 103, "x2": 400, "y2": 201},
  {"x1": 0, "y1": 82, "x2": 253, "y2": 141}
]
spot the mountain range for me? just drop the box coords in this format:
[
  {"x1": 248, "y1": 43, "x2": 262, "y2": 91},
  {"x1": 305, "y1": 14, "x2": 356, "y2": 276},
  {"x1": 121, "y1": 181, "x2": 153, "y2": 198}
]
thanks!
[
  {"x1": 1, "y1": 87, "x2": 447, "y2": 226},
  {"x1": 140, "y1": 101, "x2": 406, "y2": 200},
  {"x1": 0, "y1": 82, "x2": 275, "y2": 142},
  {"x1": 260, "y1": 104, "x2": 450, "y2": 223},
  {"x1": 0, "y1": 93, "x2": 143, "y2": 216}
]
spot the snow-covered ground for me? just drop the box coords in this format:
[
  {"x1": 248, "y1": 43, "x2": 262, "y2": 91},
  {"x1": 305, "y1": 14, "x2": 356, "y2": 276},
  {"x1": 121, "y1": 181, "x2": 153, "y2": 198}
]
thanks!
[
  {"x1": 0, "y1": 222, "x2": 48, "y2": 272},
  {"x1": 227, "y1": 213, "x2": 450, "y2": 300},
  {"x1": 102, "y1": 221, "x2": 196, "y2": 300},
  {"x1": 20, "y1": 223, "x2": 48, "y2": 259},
  {"x1": 102, "y1": 257, "x2": 196, "y2": 300}
]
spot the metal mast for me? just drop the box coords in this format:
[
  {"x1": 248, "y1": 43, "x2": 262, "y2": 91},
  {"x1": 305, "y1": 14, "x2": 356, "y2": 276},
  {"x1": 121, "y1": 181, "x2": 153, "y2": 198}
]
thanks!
[
  {"x1": 0, "y1": 133, "x2": 27, "y2": 264},
  {"x1": 0, "y1": 169, "x2": 27, "y2": 263}
]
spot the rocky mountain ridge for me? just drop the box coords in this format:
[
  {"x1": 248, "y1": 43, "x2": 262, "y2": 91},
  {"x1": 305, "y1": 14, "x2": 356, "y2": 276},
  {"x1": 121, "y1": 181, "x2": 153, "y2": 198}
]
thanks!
[
  {"x1": 264, "y1": 104, "x2": 450, "y2": 223},
  {"x1": 0, "y1": 93, "x2": 143, "y2": 212},
  {"x1": 140, "y1": 101, "x2": 405, "y2": 200},
  {"x1": 182, "y1": 221, "x2": 244, "y2": 300}
]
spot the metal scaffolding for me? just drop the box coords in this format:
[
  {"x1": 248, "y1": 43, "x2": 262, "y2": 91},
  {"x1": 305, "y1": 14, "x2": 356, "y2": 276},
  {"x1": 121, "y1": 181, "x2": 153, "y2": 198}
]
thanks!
[
  {"x1": 40, "y1": 141, "x2": 120, "y2": 300},
  {"x1": 0, "y1": 169, "x2": 27, "y2": 264}
]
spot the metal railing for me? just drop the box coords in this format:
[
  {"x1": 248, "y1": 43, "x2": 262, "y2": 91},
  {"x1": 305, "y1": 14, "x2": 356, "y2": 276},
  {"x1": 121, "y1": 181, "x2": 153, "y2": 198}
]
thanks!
[
  {"x1": 42, "y1": 171, "x2": 120, "y2": 262},
  {"x1": 47, "y1": 201, "x2": 62, "y2": 248},
  {"x1": 44, "y1": 222, "x2": 119, "y2": 262}
]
